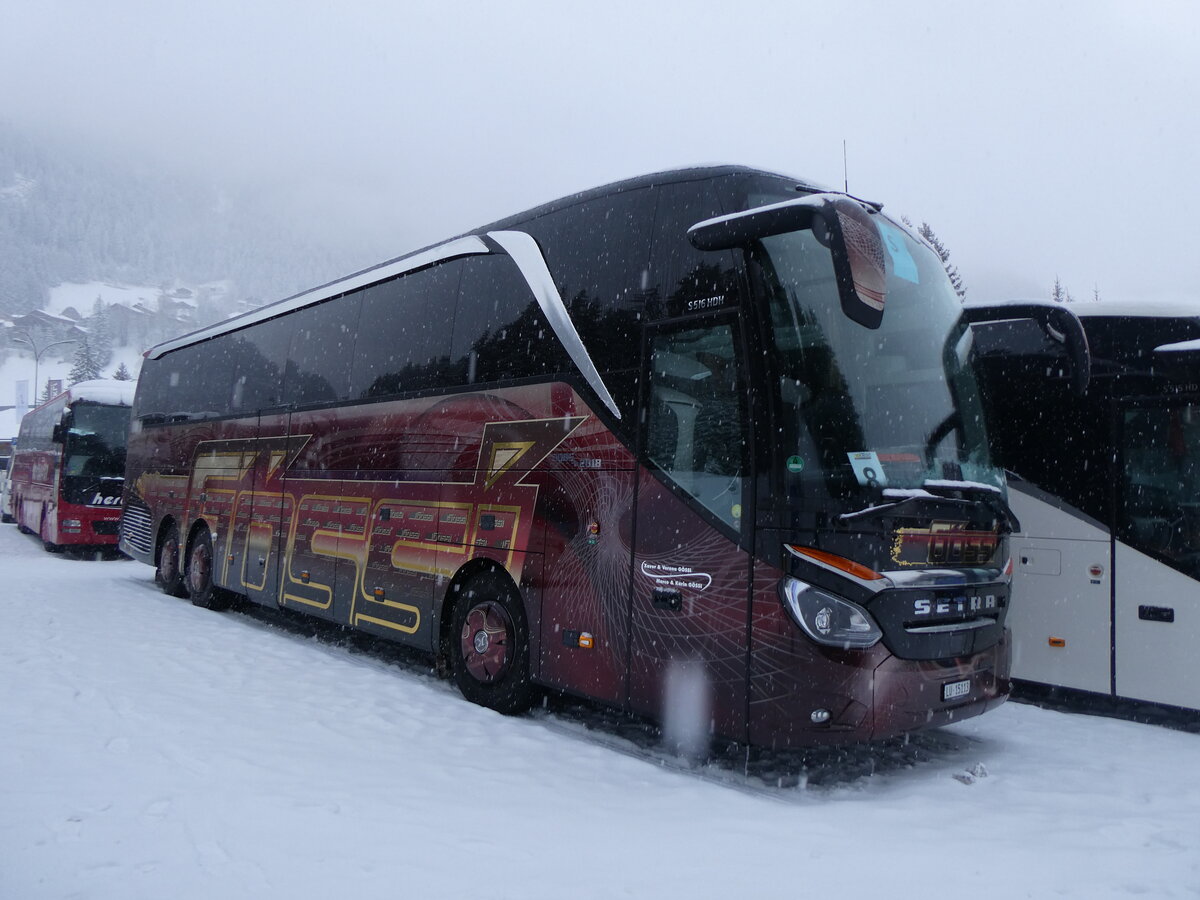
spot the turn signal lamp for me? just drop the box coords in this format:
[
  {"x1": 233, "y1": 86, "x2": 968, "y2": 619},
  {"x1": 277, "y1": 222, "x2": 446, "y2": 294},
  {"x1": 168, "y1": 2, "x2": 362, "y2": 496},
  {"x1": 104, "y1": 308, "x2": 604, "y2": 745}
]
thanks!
[{"x1": 786, "y1": 545, "x2": 885, "y2": 582}]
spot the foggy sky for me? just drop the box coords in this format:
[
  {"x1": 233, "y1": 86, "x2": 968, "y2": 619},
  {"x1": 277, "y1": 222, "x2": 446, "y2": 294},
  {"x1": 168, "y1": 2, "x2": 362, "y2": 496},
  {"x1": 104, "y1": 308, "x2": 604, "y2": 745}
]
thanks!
[{"x1": 2, "y1": 0, "x2": 1197, "y2": 305}]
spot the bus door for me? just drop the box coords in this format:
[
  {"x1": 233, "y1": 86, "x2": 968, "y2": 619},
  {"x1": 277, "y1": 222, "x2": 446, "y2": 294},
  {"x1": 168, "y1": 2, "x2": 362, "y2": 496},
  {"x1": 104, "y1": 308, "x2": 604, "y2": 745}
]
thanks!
[
  {"x1": 222, "y1": 409, "x2": 294, "y2": 607},
  {"x1": 1113, "y1": 398, "x2": 1200, "y2": 708},
  {"x1": 628, "y1": 315, "x2": 753, "y2": 744}
]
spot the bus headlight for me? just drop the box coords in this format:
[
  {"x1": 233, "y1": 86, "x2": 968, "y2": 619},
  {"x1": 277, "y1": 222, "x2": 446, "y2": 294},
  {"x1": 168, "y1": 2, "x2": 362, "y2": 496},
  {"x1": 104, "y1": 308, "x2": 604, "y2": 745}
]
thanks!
[{"x1": 781, "y1": 577, "x2": 882, "y2": 649}]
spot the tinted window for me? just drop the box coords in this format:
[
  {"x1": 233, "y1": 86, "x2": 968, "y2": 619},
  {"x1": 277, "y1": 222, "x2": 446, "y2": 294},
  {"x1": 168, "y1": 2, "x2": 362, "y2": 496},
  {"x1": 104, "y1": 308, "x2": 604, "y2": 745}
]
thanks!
[
  {"x1": 645, "y1": 321, "x2": 747, "y2": 531},
  {"x1": 286, "y1": 294, "x2": 360, "y2": 405},
  {"x1": 1118, "y1": 404, "x2": 1200, "y2": 580},
  {"x1": 647, "y1": 181, "x2": 740, "y2": 319},
  {"x1": 351, "y1": 266, "x2": 460, "y2": 399},
  {"x1": 229, "y1": 316, "x2": 293, "y2": 413},
  {"x1": 521, "y1": 188, "x2": 657, "y2": 420},
  {"x1": 451, "y1": 255, "x2": 570, "y2": 384},
  {"x1": 148, "y1": 341, "x2": 216, "y2": 419}
]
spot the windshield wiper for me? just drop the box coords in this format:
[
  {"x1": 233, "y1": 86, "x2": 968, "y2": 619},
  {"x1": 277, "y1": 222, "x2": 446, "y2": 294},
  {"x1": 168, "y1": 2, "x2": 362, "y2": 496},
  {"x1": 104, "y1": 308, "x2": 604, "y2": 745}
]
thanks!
[
  {"x1": 919, "y1": 479, "x2": 1021, "y2": 533},
  {"x1": 838, "y1": 479, "x2": 1020, "y2": 534}
]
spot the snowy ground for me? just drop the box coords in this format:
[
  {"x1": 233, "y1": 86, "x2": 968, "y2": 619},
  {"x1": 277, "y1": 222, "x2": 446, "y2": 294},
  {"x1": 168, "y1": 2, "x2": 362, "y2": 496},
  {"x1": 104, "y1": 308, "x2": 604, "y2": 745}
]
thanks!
[{"x1": 1, "y1": 524, "x2": 1198, "y2": 900}]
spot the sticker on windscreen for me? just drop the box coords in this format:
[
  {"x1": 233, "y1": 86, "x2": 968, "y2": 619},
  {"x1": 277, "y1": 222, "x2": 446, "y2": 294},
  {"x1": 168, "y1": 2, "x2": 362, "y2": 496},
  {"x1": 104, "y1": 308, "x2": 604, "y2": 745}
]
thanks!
[
  {"x1": 786, "y1": 455, "x2": 805, "y2": 473},
  {"x1": 847, "y1": 451, "x2": 888, "y2": 487},
  {"x1": 877, "y1": 221, "x2": 918, "y2": 284}
]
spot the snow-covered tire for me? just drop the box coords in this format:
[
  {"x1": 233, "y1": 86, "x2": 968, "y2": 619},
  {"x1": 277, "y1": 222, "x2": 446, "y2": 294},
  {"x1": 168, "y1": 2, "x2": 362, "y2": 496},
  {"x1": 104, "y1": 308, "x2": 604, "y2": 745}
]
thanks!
[
  {"x1": 186, "y1": 527, "x2": 233, "y2": 611},
  {"x1": 155, "y1": 523, "x2": 188, "y2": 598},
  {"x1": 449, "y1": 569, "x2": 536, "y2": 715}
]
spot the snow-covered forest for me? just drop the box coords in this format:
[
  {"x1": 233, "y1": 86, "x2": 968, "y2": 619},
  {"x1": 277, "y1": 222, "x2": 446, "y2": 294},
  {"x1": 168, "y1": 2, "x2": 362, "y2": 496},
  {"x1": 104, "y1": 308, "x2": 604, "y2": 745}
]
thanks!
[{"x1": 0, "y1": 123, "x2": 366, "y2": 320}]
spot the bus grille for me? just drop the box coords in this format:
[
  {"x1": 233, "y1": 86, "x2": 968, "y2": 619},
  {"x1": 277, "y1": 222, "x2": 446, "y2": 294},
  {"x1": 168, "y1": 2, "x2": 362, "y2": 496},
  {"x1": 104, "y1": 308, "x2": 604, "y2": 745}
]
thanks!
[{"x1": 120, "y1": 501, "x2": 154, "y2": 555}]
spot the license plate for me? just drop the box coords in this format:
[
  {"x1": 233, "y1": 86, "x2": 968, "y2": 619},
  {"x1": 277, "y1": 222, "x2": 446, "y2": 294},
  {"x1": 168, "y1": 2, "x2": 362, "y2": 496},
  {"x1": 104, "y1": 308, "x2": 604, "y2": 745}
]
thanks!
[{"x1": 942, "y1": 679, "x2": 972, "y2": 701}]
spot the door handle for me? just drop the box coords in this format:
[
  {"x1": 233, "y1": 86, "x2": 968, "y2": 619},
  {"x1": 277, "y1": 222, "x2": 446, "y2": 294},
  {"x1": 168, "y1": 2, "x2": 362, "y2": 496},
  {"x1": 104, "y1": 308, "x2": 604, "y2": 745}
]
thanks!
[
  {"x1": 652, "y1": 588, "x2": 682, "y2": 611},
  {"x1": 1138, "y1": 605, "x2": 1175, "y2": 623}
]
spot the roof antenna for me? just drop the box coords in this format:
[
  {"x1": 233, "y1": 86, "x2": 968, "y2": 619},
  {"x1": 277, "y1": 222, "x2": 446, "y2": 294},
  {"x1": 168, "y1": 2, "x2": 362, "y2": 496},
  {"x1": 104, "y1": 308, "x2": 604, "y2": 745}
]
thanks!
[{"x1": 843, "y1": 140, "x2": 849, "y2": 193}]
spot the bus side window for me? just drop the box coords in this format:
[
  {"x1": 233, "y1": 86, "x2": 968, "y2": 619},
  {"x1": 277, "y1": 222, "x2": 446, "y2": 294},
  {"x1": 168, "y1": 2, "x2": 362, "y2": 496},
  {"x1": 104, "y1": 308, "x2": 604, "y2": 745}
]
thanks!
[
  {"x1": 351, "y1": 266, "x2": 459, "y2": 400},
  {"x1": 286, "y1": 292, "x2": 360, "y2": 405},
  {"x1": 228, "y1": 316, "x2": 293, "y2": 413},
  {"x1": 160, "y1": 343, "x2": 216, "y2": 419},
  {"x1": 645, "y1": 322, "x2": 747, "y2": 530},
  {"x1": 450, "y1": 255, "x2": 570, "y2": 385},
  {"x1": 1118, "y1": 405, "x2": 1200, "y2": 577}
]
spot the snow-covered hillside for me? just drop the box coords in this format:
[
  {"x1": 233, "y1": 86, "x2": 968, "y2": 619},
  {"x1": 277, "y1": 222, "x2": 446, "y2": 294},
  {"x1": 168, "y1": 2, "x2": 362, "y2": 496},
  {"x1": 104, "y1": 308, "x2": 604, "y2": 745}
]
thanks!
[{"x1": 0, "y1": 525, "x2": 1197, "y2": 899}]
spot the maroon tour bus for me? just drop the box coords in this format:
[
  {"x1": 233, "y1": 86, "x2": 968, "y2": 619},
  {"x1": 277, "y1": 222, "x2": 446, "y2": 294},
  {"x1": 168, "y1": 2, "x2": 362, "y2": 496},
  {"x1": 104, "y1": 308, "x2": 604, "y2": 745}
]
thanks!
[
  {"x1": 12, "y1": 379, "x2": 134, "y2": 552},
  {"x1": 120, "y1": 166, "x2": 1014, "y2": 748}
]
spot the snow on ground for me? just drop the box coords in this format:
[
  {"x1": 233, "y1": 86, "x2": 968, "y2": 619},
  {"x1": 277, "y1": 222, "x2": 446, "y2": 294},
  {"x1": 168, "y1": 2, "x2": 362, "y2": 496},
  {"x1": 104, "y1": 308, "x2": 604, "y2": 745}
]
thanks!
[{"x1": 1, "y1": 524, "x2": 1198, "y2": 900}]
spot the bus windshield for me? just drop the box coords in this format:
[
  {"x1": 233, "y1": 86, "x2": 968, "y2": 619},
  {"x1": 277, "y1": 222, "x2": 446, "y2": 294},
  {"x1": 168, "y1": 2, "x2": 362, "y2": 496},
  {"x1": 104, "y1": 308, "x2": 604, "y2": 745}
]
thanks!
[
  {"x1": 755, "y1": 218, "x2": 999, "y2": 503},
  {"x1": 64, "y1": 403, "x2": 129, "y2": 478}
]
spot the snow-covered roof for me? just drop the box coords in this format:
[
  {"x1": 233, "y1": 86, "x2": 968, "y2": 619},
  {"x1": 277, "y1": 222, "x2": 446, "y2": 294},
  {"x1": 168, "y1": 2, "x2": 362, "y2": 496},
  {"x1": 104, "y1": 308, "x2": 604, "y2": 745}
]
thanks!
[{"x1": 61, "y1": 379, "x2": 137, "y2": 407}]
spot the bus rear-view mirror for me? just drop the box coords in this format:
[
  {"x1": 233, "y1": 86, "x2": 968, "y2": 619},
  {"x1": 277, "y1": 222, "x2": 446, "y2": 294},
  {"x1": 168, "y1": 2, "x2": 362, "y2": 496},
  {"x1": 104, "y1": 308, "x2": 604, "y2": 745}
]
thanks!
[
  {"x1": 963, "y1": 302, "x2": 1092, "y2": 395},
  {"x1": 688, "y1": 192, "x2": 887, "y2": 329}
]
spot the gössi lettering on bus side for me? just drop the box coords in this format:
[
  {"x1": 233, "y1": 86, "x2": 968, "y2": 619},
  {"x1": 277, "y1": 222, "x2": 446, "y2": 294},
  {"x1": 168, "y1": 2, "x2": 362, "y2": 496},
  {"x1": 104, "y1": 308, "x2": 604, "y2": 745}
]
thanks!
[{"x1": 639, "y1": 561, "x2": 713, "y2": 591}]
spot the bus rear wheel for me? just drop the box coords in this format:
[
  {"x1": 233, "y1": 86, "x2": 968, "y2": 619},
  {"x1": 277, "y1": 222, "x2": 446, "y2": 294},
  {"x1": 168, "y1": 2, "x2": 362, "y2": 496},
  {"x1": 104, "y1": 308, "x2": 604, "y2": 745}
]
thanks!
[
  {"x1": 156, "y1": 523, "x2": 188, "y2": 598},
  {"x1": 186, "y1": 528, "x2": 233, "y2": 611},
  {"x1": 449, "y1": 570, "x2": 535, "y2": 715}
]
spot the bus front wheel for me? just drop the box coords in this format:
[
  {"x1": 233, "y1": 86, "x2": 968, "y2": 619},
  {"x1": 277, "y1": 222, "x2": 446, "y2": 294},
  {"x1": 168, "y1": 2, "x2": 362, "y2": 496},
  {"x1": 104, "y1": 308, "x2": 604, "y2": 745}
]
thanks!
[
  {"x1": 156, "y1": 523, "x2": 188, "y2": 598},
  {"x1": 449, "y1": 570, "x2": 536, "y2": 715},
  {"x1": 186, "y1": 528, "x2": 233, "y2": 611}
]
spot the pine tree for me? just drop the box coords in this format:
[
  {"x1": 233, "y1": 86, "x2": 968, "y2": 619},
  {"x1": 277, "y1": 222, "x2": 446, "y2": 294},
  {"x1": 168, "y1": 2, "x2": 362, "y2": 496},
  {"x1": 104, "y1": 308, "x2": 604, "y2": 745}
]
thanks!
[
  {"x1": 67, "y1": 336, "x2": 103, "y2": 384},
  {"x1": 112, "y1": 361, "x2": 133, "y2": 381},
  {"x1": 87, "y1": 301, "x2": 114, "y2": 367},
  {"x1": 917, "y1": 223, "x2": 966, "y2": 300},
  {"x1": 1051, "y1": 276, "x2": 1074, "y2": 303}
]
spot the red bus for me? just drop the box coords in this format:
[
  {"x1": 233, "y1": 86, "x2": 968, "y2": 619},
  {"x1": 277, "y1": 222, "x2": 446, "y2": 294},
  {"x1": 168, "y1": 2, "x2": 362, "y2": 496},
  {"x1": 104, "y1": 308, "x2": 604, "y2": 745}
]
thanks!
[
  {"x1": 121, "y1": 166, "x2": 1015, "y2": 748},
  {"x1": 11, "y1": 379, "x2": 134, "y2": 551}
]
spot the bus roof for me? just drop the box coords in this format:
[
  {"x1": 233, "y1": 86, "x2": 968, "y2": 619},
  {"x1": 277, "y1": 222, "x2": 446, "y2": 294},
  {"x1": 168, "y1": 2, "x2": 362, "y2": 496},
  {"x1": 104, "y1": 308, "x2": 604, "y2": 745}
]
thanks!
[
  {"x1": 25, "y1": 379, "x2": 137, "y2": 416},
  {"x1": 967, "y1": 297, "x2": 1199, "y2": 320}
]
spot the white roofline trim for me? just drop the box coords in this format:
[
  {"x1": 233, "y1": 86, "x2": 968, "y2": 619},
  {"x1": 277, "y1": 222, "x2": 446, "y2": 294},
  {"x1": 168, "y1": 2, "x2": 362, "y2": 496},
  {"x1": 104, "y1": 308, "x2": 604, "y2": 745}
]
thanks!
[
  {"x1": 146, "y1": 236, "x2": 491, "y2": 360},
  {"x1": 1155, "y1": 339, "x2": 1200, "y2": 353},
  {"x1": 487, "y1": 230, "x2": 623, "y2": 419}
]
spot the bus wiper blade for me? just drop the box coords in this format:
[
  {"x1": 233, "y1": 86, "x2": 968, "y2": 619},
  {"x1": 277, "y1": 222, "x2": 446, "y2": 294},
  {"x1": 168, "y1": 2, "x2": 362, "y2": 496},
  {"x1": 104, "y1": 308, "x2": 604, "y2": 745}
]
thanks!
[
  {"x1": 921, "y1": 479, "x2": 1021, "y2": 533},
  {"x1": 839, "y1": 490, "x2": 975, "y2": 523}
]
